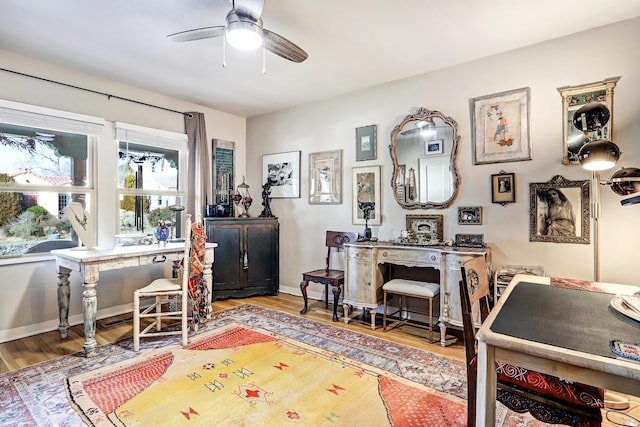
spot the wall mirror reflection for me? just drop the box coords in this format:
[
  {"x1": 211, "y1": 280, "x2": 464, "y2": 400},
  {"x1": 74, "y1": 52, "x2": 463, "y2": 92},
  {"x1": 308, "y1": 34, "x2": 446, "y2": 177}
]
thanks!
[{"x1": 390, "y1": 108, "x2": 460, "y2": 209}]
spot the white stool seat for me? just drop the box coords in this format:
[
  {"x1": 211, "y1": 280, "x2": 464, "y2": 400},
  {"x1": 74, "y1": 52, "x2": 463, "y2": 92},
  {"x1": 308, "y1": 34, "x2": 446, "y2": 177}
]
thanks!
[
  {"x1": 382, "y1": 279, "x2": 440, "y2": 298},
  {"x1": 136, "y1": 278, "x2": 181, "y2": 294},
  {"x1": 382, "y1": 278, "x2": 441, "y2": 343}
]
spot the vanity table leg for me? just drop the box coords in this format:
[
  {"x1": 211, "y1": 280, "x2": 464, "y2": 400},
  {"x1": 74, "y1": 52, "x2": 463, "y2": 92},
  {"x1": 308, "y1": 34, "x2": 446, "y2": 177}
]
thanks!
[
  {"x1": 368, "y1": 308, "x2": 377, "y2": 330},
  {"x1": 342, "y1": 304, "x2": 350, "y2": 324},
  {"x1": 57, "y1": 267, "x2": 71, "y2": 339},
  {"x1": 439, "y1": 291, "x2": 450, "y2": 347}
]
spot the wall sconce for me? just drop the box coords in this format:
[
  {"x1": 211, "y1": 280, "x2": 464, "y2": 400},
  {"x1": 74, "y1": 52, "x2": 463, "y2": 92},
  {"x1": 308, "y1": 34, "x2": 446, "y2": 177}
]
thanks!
[{"x1": 574, "y1": 102, "x2": 640, "y2": 281}]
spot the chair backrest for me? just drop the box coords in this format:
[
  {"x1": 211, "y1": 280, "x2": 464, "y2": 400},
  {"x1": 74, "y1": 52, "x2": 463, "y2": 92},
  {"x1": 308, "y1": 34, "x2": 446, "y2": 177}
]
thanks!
[
  {"x1": 459, "y1": 255, "x2": 491, "y2": 364},
  {"x1": 324, "y1": 231, "x2": 358, "y2": 270},
  {"x1": 180, "y1": 214, "x2": 193, "y2": 288}
]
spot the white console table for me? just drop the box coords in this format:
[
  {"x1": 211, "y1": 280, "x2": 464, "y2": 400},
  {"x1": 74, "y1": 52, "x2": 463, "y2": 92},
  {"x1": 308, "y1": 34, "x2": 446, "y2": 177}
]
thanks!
[
  {"x1": 52, "y1": 242, "x2": 216, "y2": 356},
  {"x1": 343, "y1": 241, "x2": 489, "y2": 347}
]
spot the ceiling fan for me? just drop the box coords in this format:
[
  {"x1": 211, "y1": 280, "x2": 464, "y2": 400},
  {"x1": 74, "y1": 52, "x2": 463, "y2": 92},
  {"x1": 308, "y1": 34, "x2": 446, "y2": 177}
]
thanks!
[{"x1": 167, "y1": 0, "x2": 308, "y2": 63}]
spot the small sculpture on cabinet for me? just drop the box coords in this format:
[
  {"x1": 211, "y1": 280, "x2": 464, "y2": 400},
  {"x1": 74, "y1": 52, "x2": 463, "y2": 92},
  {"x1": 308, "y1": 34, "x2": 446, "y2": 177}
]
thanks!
[{"x1": 259, "y1": 181, "x2": 275, "y2": 218}]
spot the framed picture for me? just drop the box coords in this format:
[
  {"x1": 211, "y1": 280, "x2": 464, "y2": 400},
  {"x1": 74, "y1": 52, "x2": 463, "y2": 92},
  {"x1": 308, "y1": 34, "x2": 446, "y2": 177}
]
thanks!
[
  {"x1": 458, "y1": 206, "x2": 482, "y2": 225},
  {"x1": 406, "y1": 214, "x2": 443, "y2": 244},
  {"x1": 557, "y1": 77, "x2": 620, "y2": 165},
  {"x1": 469, "y1": 87, "x2": 531, "y2": 165},
  {"x1": 262, "y1": 151, "x2": 301, "y2": 198},
  {"x1": 529, "y1": 175, "x2": 590, "y2": 244},
  {"x1": 309, "y1": 150, "x2": 342, "y2": 204},
  {"x1": 352, "y1": 165, "x2": 381, "y2": 226},
  {"x1": 425, "y1": 139, "x2": 444, "y2": 156},
  {"x1": 455, "y1": 233, "x2": 485, "y2": 247},
  {"x1": 491, "y1": 171, "x2": 515, "y2": 205},
  {"x1": 355, "y1": 124, "x2": 377, "y2": 161}
]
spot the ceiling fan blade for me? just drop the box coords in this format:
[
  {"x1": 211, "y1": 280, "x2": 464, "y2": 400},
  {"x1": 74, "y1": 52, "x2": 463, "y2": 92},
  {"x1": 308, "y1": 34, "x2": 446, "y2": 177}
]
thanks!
[
  {"x1": 167, "y1": 26, "x2": 225, "y2": 42},
  {"x1": 232, "y1": 0, "x2": 265, "y2": 21},
  {"x1": 263, "y1": 29, "x2": 308, "y2": 63}
]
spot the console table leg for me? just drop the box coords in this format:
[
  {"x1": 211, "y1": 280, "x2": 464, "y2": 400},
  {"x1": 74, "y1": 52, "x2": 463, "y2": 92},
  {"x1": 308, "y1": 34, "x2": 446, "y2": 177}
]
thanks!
[
  {"x1": 57, "y1": 267, "x2": 71, "y2": 339},
  {"x1": 82, "y1": 280, "x2": 98, "y2": 356}
]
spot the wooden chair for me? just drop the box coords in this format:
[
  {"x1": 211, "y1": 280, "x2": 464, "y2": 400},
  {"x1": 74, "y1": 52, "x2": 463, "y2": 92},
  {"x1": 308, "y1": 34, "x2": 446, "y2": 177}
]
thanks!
[
  {"x1": 133, "y1": 214, "x2": 196, "y2": 351},
  {"x1": 299, "y1": 230, "x2": 358, "y2": 321},
  {"x1": 460, "y1": 256, "x2": 603, "y2": 427}
]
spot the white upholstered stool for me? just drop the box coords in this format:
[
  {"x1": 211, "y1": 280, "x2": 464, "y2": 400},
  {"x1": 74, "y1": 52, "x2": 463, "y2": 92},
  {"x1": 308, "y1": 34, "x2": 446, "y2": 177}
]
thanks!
[{"x1": 382, "y1": 278, "x2": 440, "y2": 342}]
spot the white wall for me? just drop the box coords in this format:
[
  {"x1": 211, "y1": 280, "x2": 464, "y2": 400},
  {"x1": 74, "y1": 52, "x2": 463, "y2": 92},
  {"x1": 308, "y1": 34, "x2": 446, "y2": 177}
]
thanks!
[
  {"x1": 0, "y1": 49, "x2": 246, "y2": 341},
  {"x1": 246, "y1": 18, "x2": 640, "y2": 300}
]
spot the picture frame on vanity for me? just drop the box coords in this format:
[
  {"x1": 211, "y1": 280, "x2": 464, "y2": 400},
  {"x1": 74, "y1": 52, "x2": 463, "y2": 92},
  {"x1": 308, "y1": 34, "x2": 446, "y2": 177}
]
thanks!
[
  {"x1": 491, "y1": 171, "x2": 515, "y2": 205},
  {"x1": 529, "y1": 175, "x2": 590, "y2": 244},
  {"x1": 557, "y1": 77, "x2": 619, "y2": 165},
  {"x1": 405, "y1": 214, "x2": 443, "y2": 244},
  {"x1": 355, "y1": 124, "x2": 377, "y2": 161},
  {"x1": 455, "y1": 233, "x2": 485, "y2": 248},
  {"x1": 309, "y1": 149, "x2": 342, "y2": 204},
  {"x1": 262, "y1": 150, "x2": 301, "y2": 198},
  {"x1": 352, "y1": 165, "x2": 381, "y2": 226},
  {"x1": 470, "y1": 87, "x2": 531, "y2": 165},
  {"x1": 458, "y1": 206, "x2": 482, "y2": 225}
]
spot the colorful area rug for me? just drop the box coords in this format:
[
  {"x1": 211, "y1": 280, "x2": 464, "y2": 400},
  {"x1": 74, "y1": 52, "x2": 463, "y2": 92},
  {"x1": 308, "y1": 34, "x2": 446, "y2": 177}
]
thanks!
[{"x1": 1, "y1": 304, "x2": 547, "y2": 426}]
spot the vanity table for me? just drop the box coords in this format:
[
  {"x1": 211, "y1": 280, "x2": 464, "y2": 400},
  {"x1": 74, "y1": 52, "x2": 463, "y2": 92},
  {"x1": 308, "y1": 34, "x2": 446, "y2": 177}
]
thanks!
[{"x1": 343, "y1": 241, "x2": 489, "y2": 346}]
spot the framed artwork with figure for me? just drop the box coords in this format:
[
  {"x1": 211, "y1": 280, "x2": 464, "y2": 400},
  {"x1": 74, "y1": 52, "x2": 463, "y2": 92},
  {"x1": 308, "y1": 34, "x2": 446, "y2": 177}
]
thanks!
[
  {"x1": 352, "y1": 165, "x2": 381, "y2": 226},
  {"x1": 491, "y1": 171, "x2": 515, "y2": 205},
  {"x1": 355, "y1": 124, "x2": 377, "y2": 161},
  {"x1": 262, "y1": 151, "x2": 301, "y2": 198},
  {"x1": 529, "y1": 175, "x2": 590, "y2": 244},
  {"x1": 470, "y1": 87, "x2": 531, "y2": 165}
]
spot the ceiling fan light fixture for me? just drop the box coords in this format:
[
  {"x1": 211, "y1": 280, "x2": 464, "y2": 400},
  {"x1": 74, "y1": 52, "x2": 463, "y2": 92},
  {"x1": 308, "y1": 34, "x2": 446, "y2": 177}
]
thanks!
[{"x1": 226, "y1": 14, "x2": 263, "y2": 51}]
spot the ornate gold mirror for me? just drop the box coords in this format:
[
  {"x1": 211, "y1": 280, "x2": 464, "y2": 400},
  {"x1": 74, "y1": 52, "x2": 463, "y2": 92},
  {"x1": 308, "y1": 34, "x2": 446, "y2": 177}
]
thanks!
[{"x1": 390, "y1": 108, "x2": 460, "y2": 209}]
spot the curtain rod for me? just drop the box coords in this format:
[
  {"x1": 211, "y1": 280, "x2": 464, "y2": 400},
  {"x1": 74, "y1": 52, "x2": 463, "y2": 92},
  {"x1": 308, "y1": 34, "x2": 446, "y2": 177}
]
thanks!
[{"x1": 0, "y1": 67, "x2": 193, "y2": 118}]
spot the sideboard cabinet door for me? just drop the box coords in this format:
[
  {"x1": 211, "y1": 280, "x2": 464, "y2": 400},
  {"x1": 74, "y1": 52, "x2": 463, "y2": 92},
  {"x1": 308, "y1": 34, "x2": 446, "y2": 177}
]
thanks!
[{"x1": 205, "y1": 217, "x2": 279, "y2": 300}]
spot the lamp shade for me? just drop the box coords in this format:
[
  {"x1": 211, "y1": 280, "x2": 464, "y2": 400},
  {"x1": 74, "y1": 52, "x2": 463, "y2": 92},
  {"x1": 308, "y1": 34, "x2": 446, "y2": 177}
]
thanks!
[
  {"x1": 577, "y1": 139, "x2": 620, "y2": 171},
  {"x1": 610, "y1": 167, "x2": 640, "y2": 195},
  {"x1": 572, "y1": 102, "x2": 610, "y2": 132}
]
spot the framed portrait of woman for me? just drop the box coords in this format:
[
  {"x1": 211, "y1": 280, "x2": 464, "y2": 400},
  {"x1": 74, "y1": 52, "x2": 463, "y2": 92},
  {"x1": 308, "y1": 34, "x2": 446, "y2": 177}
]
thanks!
[{"x1": 529, "y1": 175, "x2": 590, "y2": 244}]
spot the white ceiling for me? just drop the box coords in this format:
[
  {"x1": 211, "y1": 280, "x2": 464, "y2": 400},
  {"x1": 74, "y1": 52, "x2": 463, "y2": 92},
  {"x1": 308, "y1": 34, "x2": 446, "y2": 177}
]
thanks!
[{"x1": 1, "y1": 0, "x2": 638, "y2": 118}]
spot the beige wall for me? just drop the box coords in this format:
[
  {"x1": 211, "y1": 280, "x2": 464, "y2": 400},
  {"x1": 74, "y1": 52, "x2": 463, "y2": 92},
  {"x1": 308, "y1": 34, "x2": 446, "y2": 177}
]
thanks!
[
  {"x1": 0, "y1": 49, "x2": 246, "y2": 341},
  {"x1": 246, "y1": 18, "x2": 640, "y2": 299}
]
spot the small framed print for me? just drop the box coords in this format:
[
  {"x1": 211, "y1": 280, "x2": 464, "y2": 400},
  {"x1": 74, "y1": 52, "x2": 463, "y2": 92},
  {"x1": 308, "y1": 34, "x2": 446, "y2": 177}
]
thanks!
[
  {"x1": 455, "y1": 233, "x2": 485, "y2": 247},
  {"x1": 309, "y1": 150, "x2": 342, "y2": 204},
  {"x1": 425, "y1": 139, "x2": 444, "y2": 155},
  {"x1": 406, "y1": 214, "x2": 444, "y2": 243},
  {"x1": 355, "y1": 124, "x2": 377, "y2": 161},
  {"x1": 458, "y1": 206, "x2": 482, "y2": 225},
  {"x1": 491, "y1": 171, "x2": 515, "y2": 205}
]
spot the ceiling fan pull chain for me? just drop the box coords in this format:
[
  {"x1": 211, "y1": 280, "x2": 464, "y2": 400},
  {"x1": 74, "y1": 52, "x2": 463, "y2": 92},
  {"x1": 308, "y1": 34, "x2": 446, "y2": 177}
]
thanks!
[
  {"x1": 262, "y1": 44, "x2": 266, "y2": 74},
  {"x1": 222, "y1": 32, "x2": 227, "y2": 68}
]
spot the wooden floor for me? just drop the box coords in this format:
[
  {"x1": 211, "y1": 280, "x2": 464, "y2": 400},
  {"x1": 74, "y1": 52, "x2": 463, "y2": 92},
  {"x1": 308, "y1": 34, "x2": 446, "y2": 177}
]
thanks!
[
  {"x1": 1, "y1": 293, "x2": 637, "y2": 426},
  {"x1": 0, "y1": 293, "x2": 465, "y2": 373}
]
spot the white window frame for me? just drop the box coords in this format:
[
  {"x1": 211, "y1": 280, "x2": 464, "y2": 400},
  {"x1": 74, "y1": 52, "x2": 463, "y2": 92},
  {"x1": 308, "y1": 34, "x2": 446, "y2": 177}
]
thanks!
[
  {"x1": 114, "y1": 122, "x2": 188, "y2": 235},
  {"x1": 0, "y1": 99, "x2": 103, "y2": 264}
]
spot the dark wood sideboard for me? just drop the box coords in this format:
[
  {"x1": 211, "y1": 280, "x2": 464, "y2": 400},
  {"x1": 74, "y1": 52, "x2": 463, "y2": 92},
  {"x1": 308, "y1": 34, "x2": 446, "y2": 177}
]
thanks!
[{"x1": 204, "y1": 217, "x2": 279, "y2": 300}]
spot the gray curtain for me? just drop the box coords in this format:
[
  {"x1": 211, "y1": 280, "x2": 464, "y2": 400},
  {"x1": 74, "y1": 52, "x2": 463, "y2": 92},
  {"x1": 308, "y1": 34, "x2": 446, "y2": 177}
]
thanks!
[{"x1": 185, "y1": 112, "x2": 213, "y2": 219}]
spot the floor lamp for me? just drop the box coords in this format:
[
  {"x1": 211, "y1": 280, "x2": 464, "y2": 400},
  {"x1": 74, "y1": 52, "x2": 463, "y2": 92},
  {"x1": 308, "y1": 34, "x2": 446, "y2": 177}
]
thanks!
[{"x1": 574, "y1": 103, "x2": 640, "y2": 281}]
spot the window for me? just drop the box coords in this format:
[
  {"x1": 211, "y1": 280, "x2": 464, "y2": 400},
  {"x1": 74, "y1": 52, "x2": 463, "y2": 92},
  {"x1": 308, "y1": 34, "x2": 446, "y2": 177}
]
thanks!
[
  {"x1": 115, "y1": 123, "x2": 187, "y2": 239},
  {"x1": 0, "y1": 100, "x2": 103, "y2": 257}
]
